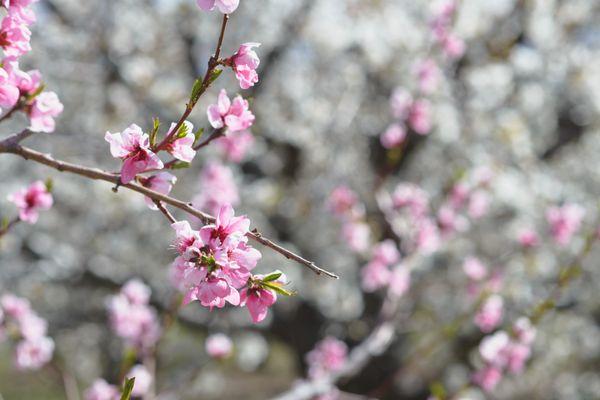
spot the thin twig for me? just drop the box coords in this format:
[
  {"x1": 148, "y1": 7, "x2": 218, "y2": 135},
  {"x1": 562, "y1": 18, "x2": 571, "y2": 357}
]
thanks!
[
  {"x1": 155, "y1": 14, "x2": 229, "y2": 151},
  {"x1": 0, "y1": 217, "x2": 20, "y2": 238},
  {"x1": 154, "y1": 200, "x2": 177, "y2": 224},
  {"x1": 0, "y1": 134, "x2": 338, "y2": 279}
]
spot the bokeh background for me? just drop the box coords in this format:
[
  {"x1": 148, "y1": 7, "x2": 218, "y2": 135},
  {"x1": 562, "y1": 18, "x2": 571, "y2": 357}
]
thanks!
[{"x1": 1, "y1": 0, "x2": 600, "y2": 399}]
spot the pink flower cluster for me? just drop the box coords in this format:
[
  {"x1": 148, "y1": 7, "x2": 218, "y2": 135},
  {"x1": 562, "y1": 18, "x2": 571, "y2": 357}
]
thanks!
[
  {"x1": 473, "y1": 317, "x2": 536, "y2": 392},
  {"x1": 462, "y1": 256, "x2": 503, "y2": 299},
  {"x1": 546, "y1": 203, "x2": 585, "y2": 246},
  {"x1": 474, "y1": 294, "x2": 504, "y2": 333},
  {"x1": 228, "y1": 42, "x2": 260, "y2": 90},
  {"x1": 328, "y1": 185, "x2": 371, "y2": 252},
  {"x1": 170, "y1": 205, "x2": 285, "y2": 323},
  {"x1": 429, "y1": 0, "x2": 465, "y2": 60},
  {"x1": 207, "y1": 89, "x2": 256, "y2": 162},
  {"x1": 361, "y1": 240, "x2": 410, "y2": 297},
  {"x1": 381, "y1": 87, "x2": 433, "y2": 149},
  {"x1": 388, "y1": 183, "x2": 440, "y2": 254},
  {"x1": 7, "y1": 180, "x2": 53, "y2": 224},
  {"x1": 305, "y1": 336, "x2": 348, "y2": 380},
  {"x1": 107, "y1": 279, "x2": 161, "y2": 353},
  {"x1": 0, "y1": 1, "x2": 63, "y2": 132},
  {"x1": 192, "y1": 161, "x2": 239, "y2": 216},
  {"x1": 84, "y1": 364, "x2": 153, "y2": 400},
  {"x1": 0, "y1": 293, "x2": 55, "y2": 370}
]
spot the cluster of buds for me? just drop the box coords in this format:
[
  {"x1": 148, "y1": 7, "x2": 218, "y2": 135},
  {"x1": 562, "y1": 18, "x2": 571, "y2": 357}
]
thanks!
[
  {"x1": 361, "y1": 240, "x2": 410, "y2": 297},
  {"x1": 0, "y1": 293, "x2": 54, "y2": 370},
  {"x1": 429, "y1": 0, "x2": 465, "y2": 60}
]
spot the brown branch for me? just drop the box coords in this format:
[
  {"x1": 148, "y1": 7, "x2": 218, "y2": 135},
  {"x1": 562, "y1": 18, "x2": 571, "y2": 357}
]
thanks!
[
  {"x1": 0, "y1": 135, "x2": 338, "y2": 279},
  {"x1": 0, "y1": 217, "x2": 20, "y2": 238},
  {"x1": 154, "y1": 200, "x2": 177, "y2": 224}
]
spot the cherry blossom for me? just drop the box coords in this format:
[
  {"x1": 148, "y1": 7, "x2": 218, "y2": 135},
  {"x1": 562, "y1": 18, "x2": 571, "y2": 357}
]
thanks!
[
  {"x1": 105, "y1": 124, "x2": 163, "y2": 184},
  {"x1": 546, "y1": 203, "x2": 585, "y2": 246},
  {"x1": 164, "y1": 121, "x2": 196, "y2": 162},
  {"x1": 205, "y1": 333, "x2": 233, "y2": 359},
  {"x1": 84, "y1": 379, "x2": 120, "y2": 400},
  {"x1": 305, "y1": 337, "x2": 348, "y2": 379},
  {"x1": 229, "y1": 42, "x2": 260, "y2": 89},
  {"x1": 474, "y1": 295, "x2": 504, "y2": 333},
  {"x1": 7, "y1": 180, "x2": 53, "y2": 224},
  {"x1": 193, "y1": 161, "x2": 239, "y2": 216},
  {"x1": 216, "y1": 129, "x2": 255, "y2": 162},
  {"x1": 380, "y1": 123, "x2": 406, "y2": 149},
  {"x1": 196, "y1": 0, "x2": 239, "y2": 14},
  {"x1": 28, "y1": 91, "x2": 64, "y2": 133},
  {"x1": 207, "y1": 89, "x2": 255, "y2": 132}
]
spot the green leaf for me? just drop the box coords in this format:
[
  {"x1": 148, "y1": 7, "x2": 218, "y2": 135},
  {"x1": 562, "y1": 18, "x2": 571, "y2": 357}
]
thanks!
[
  {"x1": 150, "y1": 117, "x2": 160, "y2": 147},
  {"x1": 261, "y1": 272, "x2": 282, "y2": 282},
  {"x1": 429, "y1": 382, "x2": 446, "y2": 399},
  {"x1": 189, "y1": 78, "x2": 204, "y2": 103},
  {"x1": 44, "y1": 178, "x2": 53, "y2": 192},
  {"x1": 26, "y1": 84, "x2": 46, "y2": 101},
  {"x1": 261, "y1": 281, "x2": 296, "y2": 297},
  {"x1": 1, "y1": 217, "x2": 9, "y2": 230},
  {"x1": 120, "y1": 378, "x2": 135, "y2": 400},
  {"x1": 208, "y1": 69, "x2": 223, "y2": 85},
  {"x1": 176, "y1": 122, "x2": 190, "y2": 138},
  {"x1": 170, "y1": 161, "x2": 191, "y2": 170}
]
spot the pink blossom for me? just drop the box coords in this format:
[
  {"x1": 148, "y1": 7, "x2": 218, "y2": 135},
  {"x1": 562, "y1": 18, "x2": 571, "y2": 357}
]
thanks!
[
  {"x1": 474, "y1": 295, "x2": 504, "y2": 333},
  {"x1": 14, "y1": 336, "x2": 54, "y2": 370},
  {"x1": 468, "y1": 190, "x2": 490, "y2": 219},
  {"x1": 361, "y1": 260, "x2": 390, "y2": 292},
  {"x1": 408, "y1": 99, "x2": 432, "y2": 135},
  {"x1": 84, "y1": 379, "x2": 120, "y2": 400},
  {"x1": 479, "y1": 331, "x2": 509, "y2": 366},
  {"x1": 7, "y1": 180, "x2": 53, "y2": 224},
  {"x1": 414, "y1": 59, "x2": 440, "y2": 94},
  {"x1": 505, "y1": 342, "x2": 531, "y2": 374},
  {"x1": 0, "y1": 66, "x2": 19, "y2": 110},
  {"x1": 18, "y1": 313, "x2": 47, "y2": 340},
  {"x1": 126, "y1": 364, "x2": 153, "y2": 398},
  {"x1": 5, "y1": 60, "x2": 41, "y2": 95},
  {"x1": 517, "y1": 228, "x2": 539, "y2": 249},
  {"x1": 389, "y1": 87, "x2": 412, "y2": 120},
  {"x1": 196, "y1": 0, "x2": 239, "y2": 14},
  {"x1": 380, "y1": 123, "x2": 406, "y2": 149},
  {"x1": 216, "y1": 130, "x2": 255, "y2": 163},
  {"x1": 392, "y1": 183, "x2": 429, "y2": 218},
  {"x1": 193, "y1": 161, "x2": 239, "y2": 216},
  {"x1": 449, "y1": 182, "x2": 470, "y2": 209},
  {"x1": 512, "y1": 317, "x2": 536, "y2": 345},
  {"x1": 28, "y1": 91, "x2": 63, "y2": 133},
  {"x1": 546, "y1": 203, "x2": 585, "y2": 246},
  {"x1": 389, "y1": 265, "x2": 411, "y2": 297},
  {"x1": 207, "y1": 89, "x2": 255, "y2": 132},
  {"x1": 472, "y1": 365, "x2": 503, "y2": 392},
  {"x1": 328, "y1": 185, "x2": 360, "y2": 218},
  {"x1": 0, "y1": 14, "x2": 31, "y2": 58},
  {"x1": 415, "y1": 218, "x2": 441, "y2": 254},
  {"x1": 437, "y1": 204, "x2": 468, "y2": 235},
  {"x1": 105, "y1": 124, "x2": 164, "y2": 184},
  {"x1": 0, "y1": 293, "x2": 31, "y2": 319},
  {"x1": 463, "y1": 256, "x2": 487, "y2": 281},
  {"x1": 171, "y1": 205, "x2": 262, "y2": 314},
  {"x1": 121, "y1": 279, "x2": 151, "y2": 305},
  {"x1": 141, "y1": 172, "x2": 177, "y2": 210},
  {"x1": 4, "y1": 1, "x2": 38, "y2": 25},
  {"x1": 305, "y1": 337, "x2": 348, "y2": 379},
  {"x1": 341, "y1": 221, "x2": 370, "y2": 252},
  {"x1": 205, "y1": 333, "x2": 233, "y2": 359},
  {"x1": 107, "y1": 280, "x2": 161, "y2": 352},
  {"x1": 240, "y1": 286, "x2": 276, "y2": 323},
  {"x1": 442, "y1": 33, "x2": 466, "y2": 60},
  {"x1": 372, "y1": 240, "x2": 401, "y2": 265},
  {"x1": 164, "y1": 121, "x2": 196, "y2": 162},
  {"x1": 230, "y1": 43, "x2": 260, "y2": 89}
]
